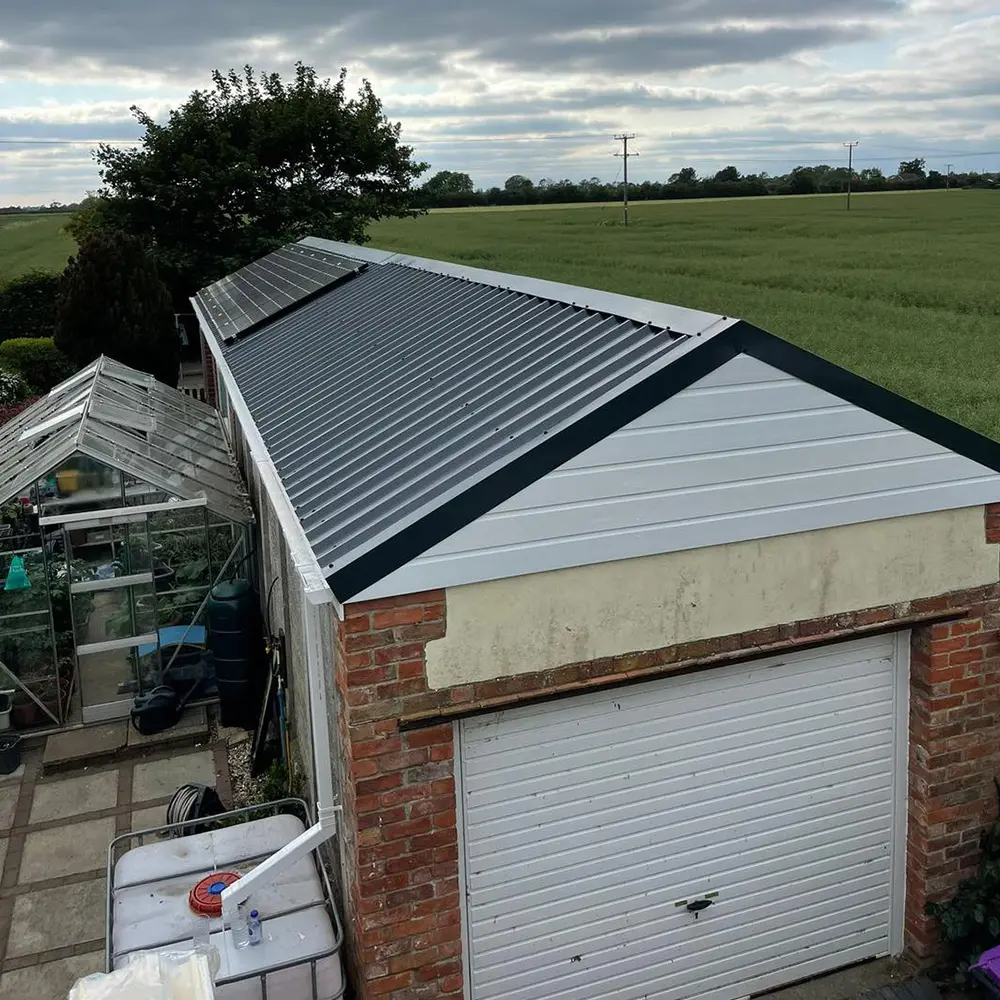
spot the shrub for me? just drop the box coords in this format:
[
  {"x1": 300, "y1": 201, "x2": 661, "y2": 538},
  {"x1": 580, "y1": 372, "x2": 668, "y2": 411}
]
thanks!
[
  {"x1": 0, "y1": 338, "x2": 75, "y2": 393},
  {"x1": 55, "y1": 230, "x2": 179, "y2": 386},
  {"x1": 0, "y1": 395, "x2": 40, "y2": 427},
  {"x1": 0, "y1": 368, "x2": 27, "y2": 405},
  {"x1": 0, "y1": 269, "x2": 62, "y2": 342}
]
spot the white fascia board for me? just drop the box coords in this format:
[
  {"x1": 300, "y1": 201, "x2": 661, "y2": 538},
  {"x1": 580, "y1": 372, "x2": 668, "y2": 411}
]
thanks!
[
  {"x1": 301, "y1": 236, "x2": 736, "y2": 338},
  {"x1": 192, "y1": 298, "x2": 340, "y2": 617}
]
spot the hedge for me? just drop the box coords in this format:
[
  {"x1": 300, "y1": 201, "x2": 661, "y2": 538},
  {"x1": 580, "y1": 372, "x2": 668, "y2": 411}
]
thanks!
[{"x1": 0, "y1": 338, "x2": 75, "y2": 393}]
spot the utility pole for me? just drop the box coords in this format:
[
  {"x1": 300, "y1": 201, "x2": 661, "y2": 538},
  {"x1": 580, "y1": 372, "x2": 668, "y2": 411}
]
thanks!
[
  {"x1": 843, "y1": 140, "x2": 860, "y2": 210},
  {"x1": 614, "y1": 133, "x2": 637, "y2": 227},
  {"x1": 946, "y1": 164, "x2": 953, "y2": 191}
]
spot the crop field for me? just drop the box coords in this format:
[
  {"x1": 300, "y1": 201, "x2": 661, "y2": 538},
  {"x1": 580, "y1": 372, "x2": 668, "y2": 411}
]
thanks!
[
  {"x1": 3, "y1": 192, "x2": 997, "y2": 439},
  {"x1": 0, "y1": 213, "x2": 76, "y2": 282},
  {"x1": 370, "y1": 190, "x2": 1000, "y2": 440}
]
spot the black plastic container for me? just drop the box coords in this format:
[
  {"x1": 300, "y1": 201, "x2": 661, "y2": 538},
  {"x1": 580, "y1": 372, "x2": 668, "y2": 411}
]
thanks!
[
  {"x1": 0, "y1": 735, "x2": 22, "y2": 775},
  {"x1": 206, "y1": 580, "x2": 264, "y2": 728}
]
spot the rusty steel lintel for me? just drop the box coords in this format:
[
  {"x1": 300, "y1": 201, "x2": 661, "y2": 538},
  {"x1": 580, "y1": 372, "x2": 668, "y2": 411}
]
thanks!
[{"x1": 399, "y1": 607, "x2": 968, "y2": 731}]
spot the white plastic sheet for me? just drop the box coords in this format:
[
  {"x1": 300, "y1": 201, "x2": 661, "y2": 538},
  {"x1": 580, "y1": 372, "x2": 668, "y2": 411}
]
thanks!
[{"x1": 69, "y1": 950, "x2": 216, "y2": 1000}]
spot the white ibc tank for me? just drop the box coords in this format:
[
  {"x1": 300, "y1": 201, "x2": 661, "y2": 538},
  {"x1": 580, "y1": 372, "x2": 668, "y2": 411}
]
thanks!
[{"x1": 111, "y1": 814, "x2": 345, "y2": 1000}]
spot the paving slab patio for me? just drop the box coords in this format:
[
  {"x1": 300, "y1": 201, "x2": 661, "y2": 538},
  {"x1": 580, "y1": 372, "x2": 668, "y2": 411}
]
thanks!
[
  {"x1": 0, "y1": 787, "x2": 16, "y2": 831},
  {"x1": 0, "y1": 738, "x2": 232, "y2": 997},
  {"x1": 18, "y1": 816, "x2": 116, "y2": 883},
  {"x1": 7, "y1": 879, "x2": 106, "y2": 957},
  {"x1": 29, "y1": 770, "x2": 118, "y2": 825},
  {"x1": 42, "y1": 723, "x2": 127, "y2": 773},
  {"x1": 132, "y1": 749, "x2": 217, "y2": 802},
  {"x1": 0, "y1": 951, "x2": 104, "y2": 1000}
]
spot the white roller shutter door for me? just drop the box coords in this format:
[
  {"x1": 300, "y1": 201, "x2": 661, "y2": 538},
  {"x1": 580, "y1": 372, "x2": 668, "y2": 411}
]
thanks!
[{"x1": 458, "y1": 633, "x2": 907, "y2": 1000}]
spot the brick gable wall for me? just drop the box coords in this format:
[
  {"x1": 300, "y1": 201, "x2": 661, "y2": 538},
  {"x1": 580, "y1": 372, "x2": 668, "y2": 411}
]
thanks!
[{"x1": 330, "y1": 508, "x2": 1000, "y2": 997}]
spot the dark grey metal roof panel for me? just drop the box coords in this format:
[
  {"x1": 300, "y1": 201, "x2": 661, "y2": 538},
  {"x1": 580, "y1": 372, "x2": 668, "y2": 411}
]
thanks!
[
  {"x1": 195, "y1": 243, "x2": 365, "y2": 341},
  {"x1": 219, "y1": 253, "x2": 723, "y2": 585}
]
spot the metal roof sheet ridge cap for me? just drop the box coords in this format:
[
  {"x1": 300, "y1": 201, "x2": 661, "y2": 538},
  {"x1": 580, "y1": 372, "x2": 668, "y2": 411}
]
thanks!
[
  {"x1": 318, "y1": 329, "x2": 718, "y2": 575},
  {"x1": 297, "y1": 235, "x2": 734, "y2": 337},
  {"x1": 388, "y1": 253, "x2": 732, "y2": 338}
]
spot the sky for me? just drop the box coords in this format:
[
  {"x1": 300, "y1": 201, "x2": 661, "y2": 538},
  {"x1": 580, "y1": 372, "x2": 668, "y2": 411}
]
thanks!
[{"x1": 0, "y1": 0, "x2": 998, "y2": 205}]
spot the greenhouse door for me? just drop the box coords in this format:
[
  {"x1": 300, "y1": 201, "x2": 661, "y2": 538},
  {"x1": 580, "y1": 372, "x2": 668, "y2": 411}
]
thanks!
[{"x1": 64, "y1": 517, "x2": 162, "y2": 724}]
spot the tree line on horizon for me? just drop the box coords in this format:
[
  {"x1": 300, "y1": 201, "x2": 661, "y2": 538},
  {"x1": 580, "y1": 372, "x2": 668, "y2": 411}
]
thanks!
[{"x1": 419, "y1": 159, "x2": 999, "y2": 208}]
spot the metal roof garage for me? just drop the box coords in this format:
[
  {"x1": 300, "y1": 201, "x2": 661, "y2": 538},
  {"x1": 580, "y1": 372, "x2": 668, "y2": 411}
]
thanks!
[{"x1": 195, "y1": 238, "x2": 1000, "y2": 1000}]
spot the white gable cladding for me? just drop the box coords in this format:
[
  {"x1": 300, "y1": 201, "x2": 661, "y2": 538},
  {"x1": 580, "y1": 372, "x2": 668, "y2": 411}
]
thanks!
[{"x1": 356, "y1": 354, "x2": 1000, "y2": 600}]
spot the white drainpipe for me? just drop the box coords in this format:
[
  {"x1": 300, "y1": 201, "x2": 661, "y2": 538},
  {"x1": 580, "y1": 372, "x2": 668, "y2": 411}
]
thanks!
[{"x1": 191, "y1": 300, "x2": 342, "y2": 921}]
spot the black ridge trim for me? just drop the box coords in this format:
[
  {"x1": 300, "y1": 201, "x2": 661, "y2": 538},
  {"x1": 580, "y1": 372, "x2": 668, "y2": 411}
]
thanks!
[
  {"x1": 733, "y1": 321, "x2": 1000, "y2": 474},
  {"x1": 328, "y1": 331, "x2": 742, "y2": 602},
  {"x1": 331, "y1": 318, "x2": 1000, "y2": 603}
]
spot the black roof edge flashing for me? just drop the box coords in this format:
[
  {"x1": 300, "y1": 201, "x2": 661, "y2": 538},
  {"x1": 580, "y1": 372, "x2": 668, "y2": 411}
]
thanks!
[
  {"x1": 327, "y1": 331, "x2": 743, "y2": 602},
  {"x1": 328, "y1": 319, "x2": 1000, "y2": 604},
  {"x1": 734, "y1": 322, "x2": 1000, "y2": 476}
]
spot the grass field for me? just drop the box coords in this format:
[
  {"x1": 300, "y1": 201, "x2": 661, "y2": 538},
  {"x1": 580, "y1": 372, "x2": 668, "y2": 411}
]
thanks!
[
  {"x1": 0, "y1": 213, "x2": 76, "y2": 283},
  {"x1": 370, "y1": 190, "x2": 1000, "y2": 440},
  {"x1": 1, "y1": 193, "x2": 997, "y2": 440}
]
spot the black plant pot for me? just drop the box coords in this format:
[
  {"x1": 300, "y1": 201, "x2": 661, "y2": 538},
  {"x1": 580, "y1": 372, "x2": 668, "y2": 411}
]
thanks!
[{"x1": 153, "y1": 564, "x2": 175, "y2": 593}]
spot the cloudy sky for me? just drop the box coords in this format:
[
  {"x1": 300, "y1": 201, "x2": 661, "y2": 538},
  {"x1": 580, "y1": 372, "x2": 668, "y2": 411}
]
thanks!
[{"x1": 0, "y1": 0, "x2": 998, "y2": 204}]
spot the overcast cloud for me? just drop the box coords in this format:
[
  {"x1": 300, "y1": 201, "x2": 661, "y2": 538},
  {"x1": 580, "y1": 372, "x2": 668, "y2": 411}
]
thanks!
[{"x1": 0, "y1": 0, "x2": 997, "y2": 204}]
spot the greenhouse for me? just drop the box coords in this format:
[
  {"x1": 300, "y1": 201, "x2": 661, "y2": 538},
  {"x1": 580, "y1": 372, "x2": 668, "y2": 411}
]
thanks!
[{"x1": 0, "y1": 356, "x2": 252, "y2": 729}]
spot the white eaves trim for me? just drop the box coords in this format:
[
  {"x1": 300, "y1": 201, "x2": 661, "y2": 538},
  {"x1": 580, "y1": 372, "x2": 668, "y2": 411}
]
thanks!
[{"x1": 300, "y1": 236, "x2": 733, "y2": 338}]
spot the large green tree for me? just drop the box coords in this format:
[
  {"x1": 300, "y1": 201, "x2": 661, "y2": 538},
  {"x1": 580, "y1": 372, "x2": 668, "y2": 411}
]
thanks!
[
  {"x1": 55, "y1": 231, "x2": 179, "y2": 385},
  {"x1": 78, "y1": 63, "x2": 427, "y2": 300}
]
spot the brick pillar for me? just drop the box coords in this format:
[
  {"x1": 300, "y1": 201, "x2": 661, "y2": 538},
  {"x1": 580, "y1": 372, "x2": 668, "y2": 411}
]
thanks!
[
  {"x1": 334, "y1": 592, "x2": 464, "y2": 1000},
  {"x1": 905, "y1": 594, "x2": 1000, "y2": 958}
]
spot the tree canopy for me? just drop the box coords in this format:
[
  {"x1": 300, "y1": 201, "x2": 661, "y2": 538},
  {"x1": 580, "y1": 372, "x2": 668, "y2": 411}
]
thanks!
[
  {"x1": 77, "y1": 63, "x2": 427, "y2": 300},
  {"x1": 55, "y1": 231, "x2": 179, "y2": 386}
]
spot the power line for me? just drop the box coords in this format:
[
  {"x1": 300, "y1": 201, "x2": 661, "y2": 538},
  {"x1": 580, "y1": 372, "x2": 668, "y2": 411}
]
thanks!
[
  {"x1": 614, "y1": 133, "x2": 637, "y2": 227},
  {"x1": 844, "y1": 140, "x2": 859, "y2": 211}
]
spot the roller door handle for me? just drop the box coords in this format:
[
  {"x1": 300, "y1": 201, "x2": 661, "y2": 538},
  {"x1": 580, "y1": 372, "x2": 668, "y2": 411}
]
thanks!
[{"x1": 686, "y1": 899, "x2": 713, "y2": 917}]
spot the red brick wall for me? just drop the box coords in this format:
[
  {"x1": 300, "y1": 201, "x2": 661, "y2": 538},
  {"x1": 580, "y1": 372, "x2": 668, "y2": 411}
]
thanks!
[
  {"x1": 335, "y1": 593, "x2": 463, "y2": 1000},
  {"x1": 906, "y1": 598, "x2": 1000, "y2": 957},
  {"x1": 333, "y1": 568, "x2": 1000, "y2": 994}
]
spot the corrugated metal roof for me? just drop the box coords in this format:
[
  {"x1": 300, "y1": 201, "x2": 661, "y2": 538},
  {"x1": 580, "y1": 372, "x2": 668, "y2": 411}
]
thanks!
[{"x1": 213, "y1": 240, "x2": 734, "y2": 594}]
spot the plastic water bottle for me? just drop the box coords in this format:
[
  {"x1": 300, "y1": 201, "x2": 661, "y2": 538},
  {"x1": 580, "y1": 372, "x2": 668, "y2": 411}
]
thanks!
[
  {"x1": 231, "y1": 902, "x2": 251, "y2": 949},
  {"x1": 248, "y1": 910, "x2": 262, "y2": 946}
]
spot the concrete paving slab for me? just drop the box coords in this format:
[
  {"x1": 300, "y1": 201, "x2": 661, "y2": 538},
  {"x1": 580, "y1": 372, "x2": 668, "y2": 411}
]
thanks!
[
  {"x1": 0, "y1": 951, "x2": 104, "y2": 1000},
  {"x1": 29, "y1": 770, "x2": 119, "y2": 825},
  {"x1": 7, "y1": 878, "x2": 105, "y2": 957},
  {"x1": 19, "y1": 816, "x2": 116, "y2": 883},
  {"x1": 43, "y1": 723, "x2": 126, "y2": 771},
  {"x1": 132, "y1": 750, "x2": 217, "y2": 803},
  {"x1": 0, "y1": 783, "x2": 19, "y2": 831},
  {"x1": 0, "y1": 763, "x2": 24, "y2": 785},
  {"x1": 125, "y1": 705, "x2": 208, "y2": 749},
  {"x1": 130, "y1": 804, "x2": 166, "y2": 834}
]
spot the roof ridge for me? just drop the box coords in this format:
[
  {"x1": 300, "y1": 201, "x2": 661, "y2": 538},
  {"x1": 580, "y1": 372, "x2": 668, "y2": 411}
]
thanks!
[{"x1": 297, "y1": 236, "x2": 732, "y2": 340}]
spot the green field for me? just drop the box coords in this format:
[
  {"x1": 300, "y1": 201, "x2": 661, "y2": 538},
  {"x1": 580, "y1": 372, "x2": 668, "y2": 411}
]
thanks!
[
  {"x1": 370, "y1": 190, "x2": 1000, "y2": 440},
  {"x1": 0, "y1": 213, "x2": 76, "y2": 283},
  {"x1": 2, "y1": 193, "x2": 998, "y2": 440}
]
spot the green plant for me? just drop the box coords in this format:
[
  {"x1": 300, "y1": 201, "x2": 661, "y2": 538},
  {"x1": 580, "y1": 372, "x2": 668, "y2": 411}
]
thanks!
[
  {"x1": 0, "y1": 369, "x2": 26, "y2": 405},
  {"x1": 0, "y1": 338, "x2": 75, "y2": 393},
  {"x1": 927, "y1": 781, "x2": 1000, "y2": 980},
  {"x1": 0, "y1": 268, "x2": 62, "y2": 342},
  {"x1": 55, "y1": 230, "x2": 179, "y2": 386}
]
